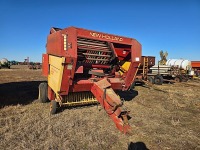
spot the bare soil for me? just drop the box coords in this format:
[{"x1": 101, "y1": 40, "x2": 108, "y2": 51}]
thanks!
[{"x1": 0, "y1": 65, "x2": 200, "y2": 150}]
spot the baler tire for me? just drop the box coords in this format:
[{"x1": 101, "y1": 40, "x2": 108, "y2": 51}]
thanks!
[
  {"x1": 38, "y1": 82, "x2": 48, "y2": 103},
  {"x1": 154, "y1": 75, "x2": 163, "y2": 85},
  {"x1": 184, "y1": 77, "x2": 188, "y2": 82},
  {"x1": 50, "y1": 100, "x2": 57, "y2": 115},
  {"x1": 147, "y1": 76, "x2": 154, "y2": 84},
  {"x1": 181, "y1": 75, "x2": 188, "y2": 82},
  {"x1": 175, "y1": 76, "x2": 182, "y2": 82}
]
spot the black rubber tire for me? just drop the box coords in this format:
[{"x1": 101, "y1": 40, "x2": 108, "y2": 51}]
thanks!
[
  {"x1": 181, "y1": 75, "x2": 188, "y2": 82},
  {"x1": 50, "y1": 100, "x2": 57, "y2": 115},
  {"x1": 38, "y1": 82, "x2": 48, "y2": 103},
  {"x1": 147, "y1": 76, "x2": 155, "y2": 84},
  {"x1": 154, "y1": 75, "x2": 163, "y2": 85},
  {"x1": 175, "y1": 76, "x2": 182, "y2": 82}
]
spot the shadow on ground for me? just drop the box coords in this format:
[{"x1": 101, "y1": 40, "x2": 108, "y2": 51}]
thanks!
[
  {"x1": 128, "y1": 141, "x2": 149, "y2": 150},
  {"x1": 0, "y1": 81, "x2": 46, "y2": 107},
  {"x1": 116, "y1": 90, "x2": 138, "y2": 101}
]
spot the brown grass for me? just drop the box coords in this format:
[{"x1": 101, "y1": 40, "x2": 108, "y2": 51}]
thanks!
[{"x1": 0, "y1": 66, "x2": 200, "y2": 149}]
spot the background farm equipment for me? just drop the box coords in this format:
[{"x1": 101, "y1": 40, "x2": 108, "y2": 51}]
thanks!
[
  {"x1": 18, "y1": 57, "x2": 30, "y2": 65},
  {"x1": 9, "y1": 60, "x2": 19, "y2": 65},
  {"x1": 39, "y1": 26, "x2": 142, "y2": 133},
  {"x1": 191, "y1": 61, "x2": 200, "y2": 77},
  {"x1": 148, "y1": 64, "x2": 189, "y2": 84},
  {"x1": 0, "y1": 58, "x2": 11, "y2": 69},
  {"x1": 133, "y1": 54, "x2": 193, "y2": 85},
  {"x1": 134, "y1": 56, "x2": 155, "y2": 84},
  {"x1": 28, "y1": 62, "x2": 41, "y2": 69}
]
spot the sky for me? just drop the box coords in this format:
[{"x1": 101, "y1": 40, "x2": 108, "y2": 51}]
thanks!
[{"x1": 0, "y1": 0, "x2": 200, "y2": 62}]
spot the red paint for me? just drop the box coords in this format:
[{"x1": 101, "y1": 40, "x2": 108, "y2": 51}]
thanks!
[
  {"x1": 42, "y1": 54, "x2": 49, "y2": 77},
  {"x1": 43, "y1": 26, "x2": 142, "y2": 133},
  {"x1": 91, "y1": 78, "x2": 131, "y2": 134},
  {"x1": 75, "y1": 66, "x2": 83, "y2": 73},
  {"x1": 191, "y1": 61, "x2": 200, "y2": 68},
  {"x1": 48, "y1": 86, "x2": 55, "y2": 100}
]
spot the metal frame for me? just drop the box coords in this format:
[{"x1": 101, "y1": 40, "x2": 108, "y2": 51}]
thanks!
[{"x1": 42, "y1": 26, "x2": 142, "y2": 133}]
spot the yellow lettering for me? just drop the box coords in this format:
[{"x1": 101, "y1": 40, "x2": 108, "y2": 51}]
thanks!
[
  {"x1": 119, "y1": 38, "x2": 123, "y2": 41},
  {"x1": 90, "y1": 32, "x2": 95, "y2": 37},
  {"x1": 113, "y1": 36, "x2": 117, "y2": 40},
  {"x1": 89, "y1": 32, "x2": 123, "y2": 42},
  {"x1": 101, "y1": 34, "x2": 106, "y2": 39},
  {"x1": 96, "y1": 33, "x2": 101, "y2": 38},
  {"x1": 106, "y1": 35, "x2": 110, "y2": 40}
]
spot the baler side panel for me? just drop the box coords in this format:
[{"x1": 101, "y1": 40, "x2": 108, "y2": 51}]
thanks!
[
  {"x1": 130, "y1": 40, "x2": 142, "y2": 63},
  {"x1": 60, "y1": 27, "x2": 78, "y2": 95},
  {"x1": 123, "y1": 62, "x2": 140, "y2": 90},
  {"x1": 76, "y1": 28, "x2": 133, "y2": 45},
  {"x1": 48, "y1": 55, "x2": 65, "y2": 96},
  {"x1": 122, "y1": 40, "x2": 142, "y2": 90},
  {"x1": 42, "y1": 54, "x2": 49, "y2": 77},
  {"x1": 46, "y1": 31, "x2": 63, "y2": 56}
]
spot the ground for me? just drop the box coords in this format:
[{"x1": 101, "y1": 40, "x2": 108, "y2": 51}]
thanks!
[{"x1": 0, "y1": 65, "x2": 200, "y2": 150}]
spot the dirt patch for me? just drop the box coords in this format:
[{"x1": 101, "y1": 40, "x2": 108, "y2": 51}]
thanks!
[{"x1": 0, "y1": 66, "x2": 200, "y2": 149}]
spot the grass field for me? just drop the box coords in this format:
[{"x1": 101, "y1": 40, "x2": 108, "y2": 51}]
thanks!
[{"x1": 0, "y1": 65, "x2": 200, "y2": 150}]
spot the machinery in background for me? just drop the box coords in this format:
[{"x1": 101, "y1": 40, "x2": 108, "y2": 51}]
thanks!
[
  {"x1": 122, "y1": 49, "x2": 194, "y2": 85},
  {"x1": 0, "y1": 57, "x2": 42, "y2": 69},
  {"x1": 18, "y1": 57, "x2": 30, "y2": 65},
  {"x1": 28, "y1": 62, "x2": 41, "y2": 69},
  {"x1": 134, "y1": 56, "x2": 156, "y2": 84},
  {"x1": 9, "y1": 60, "x2": 19, "y2": 65},
  {"x1": 38, "y1": 26, "x2": 142, "y2": 133},
  {"x1": 191, "y1": 61, "x2": 200, "y2": 77},
  {"x1": 145, "y1": 50, "x2": 193, "y2": 84},
  {"x1": 0, "y1": 58, "x2": 11, "y2": 69},
  {"x1": 134, "y1": 56, "x2": 193, "y2": 85},
  {"x1": 148, "y1": 59, "x2": 192, "y2": 84}
]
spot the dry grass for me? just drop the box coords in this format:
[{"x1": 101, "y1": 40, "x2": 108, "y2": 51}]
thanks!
[{"x1": 0, "y1": 66, "x2": 200, "y2": 149}]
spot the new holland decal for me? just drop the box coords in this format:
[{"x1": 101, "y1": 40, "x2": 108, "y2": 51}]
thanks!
[{"x1": 90, "y1": 32, "x2": 123, "y2": 42}]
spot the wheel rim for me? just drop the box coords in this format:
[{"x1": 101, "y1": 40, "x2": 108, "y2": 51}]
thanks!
[
  {"x1": 50, "y1": 102, "x2": 53, "y2": 112},
  {"x1": 148, "y1": 78, "x2": 152, "y2": 83},
  {"x1": 155, "y1": 79, "x2": 160, "y2": 83},
  {"x1": 175, "y1": 77, "x2": 180, "y2": 82}
]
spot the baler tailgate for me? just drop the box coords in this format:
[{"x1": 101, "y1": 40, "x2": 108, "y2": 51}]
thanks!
[{"x1": 91, "y1": 78, "x2": 131, "y2": 134}]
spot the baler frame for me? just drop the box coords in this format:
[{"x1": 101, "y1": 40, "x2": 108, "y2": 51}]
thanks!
[{"x1": 40, "y1": 26, "x2": 142, "y2": 133}]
